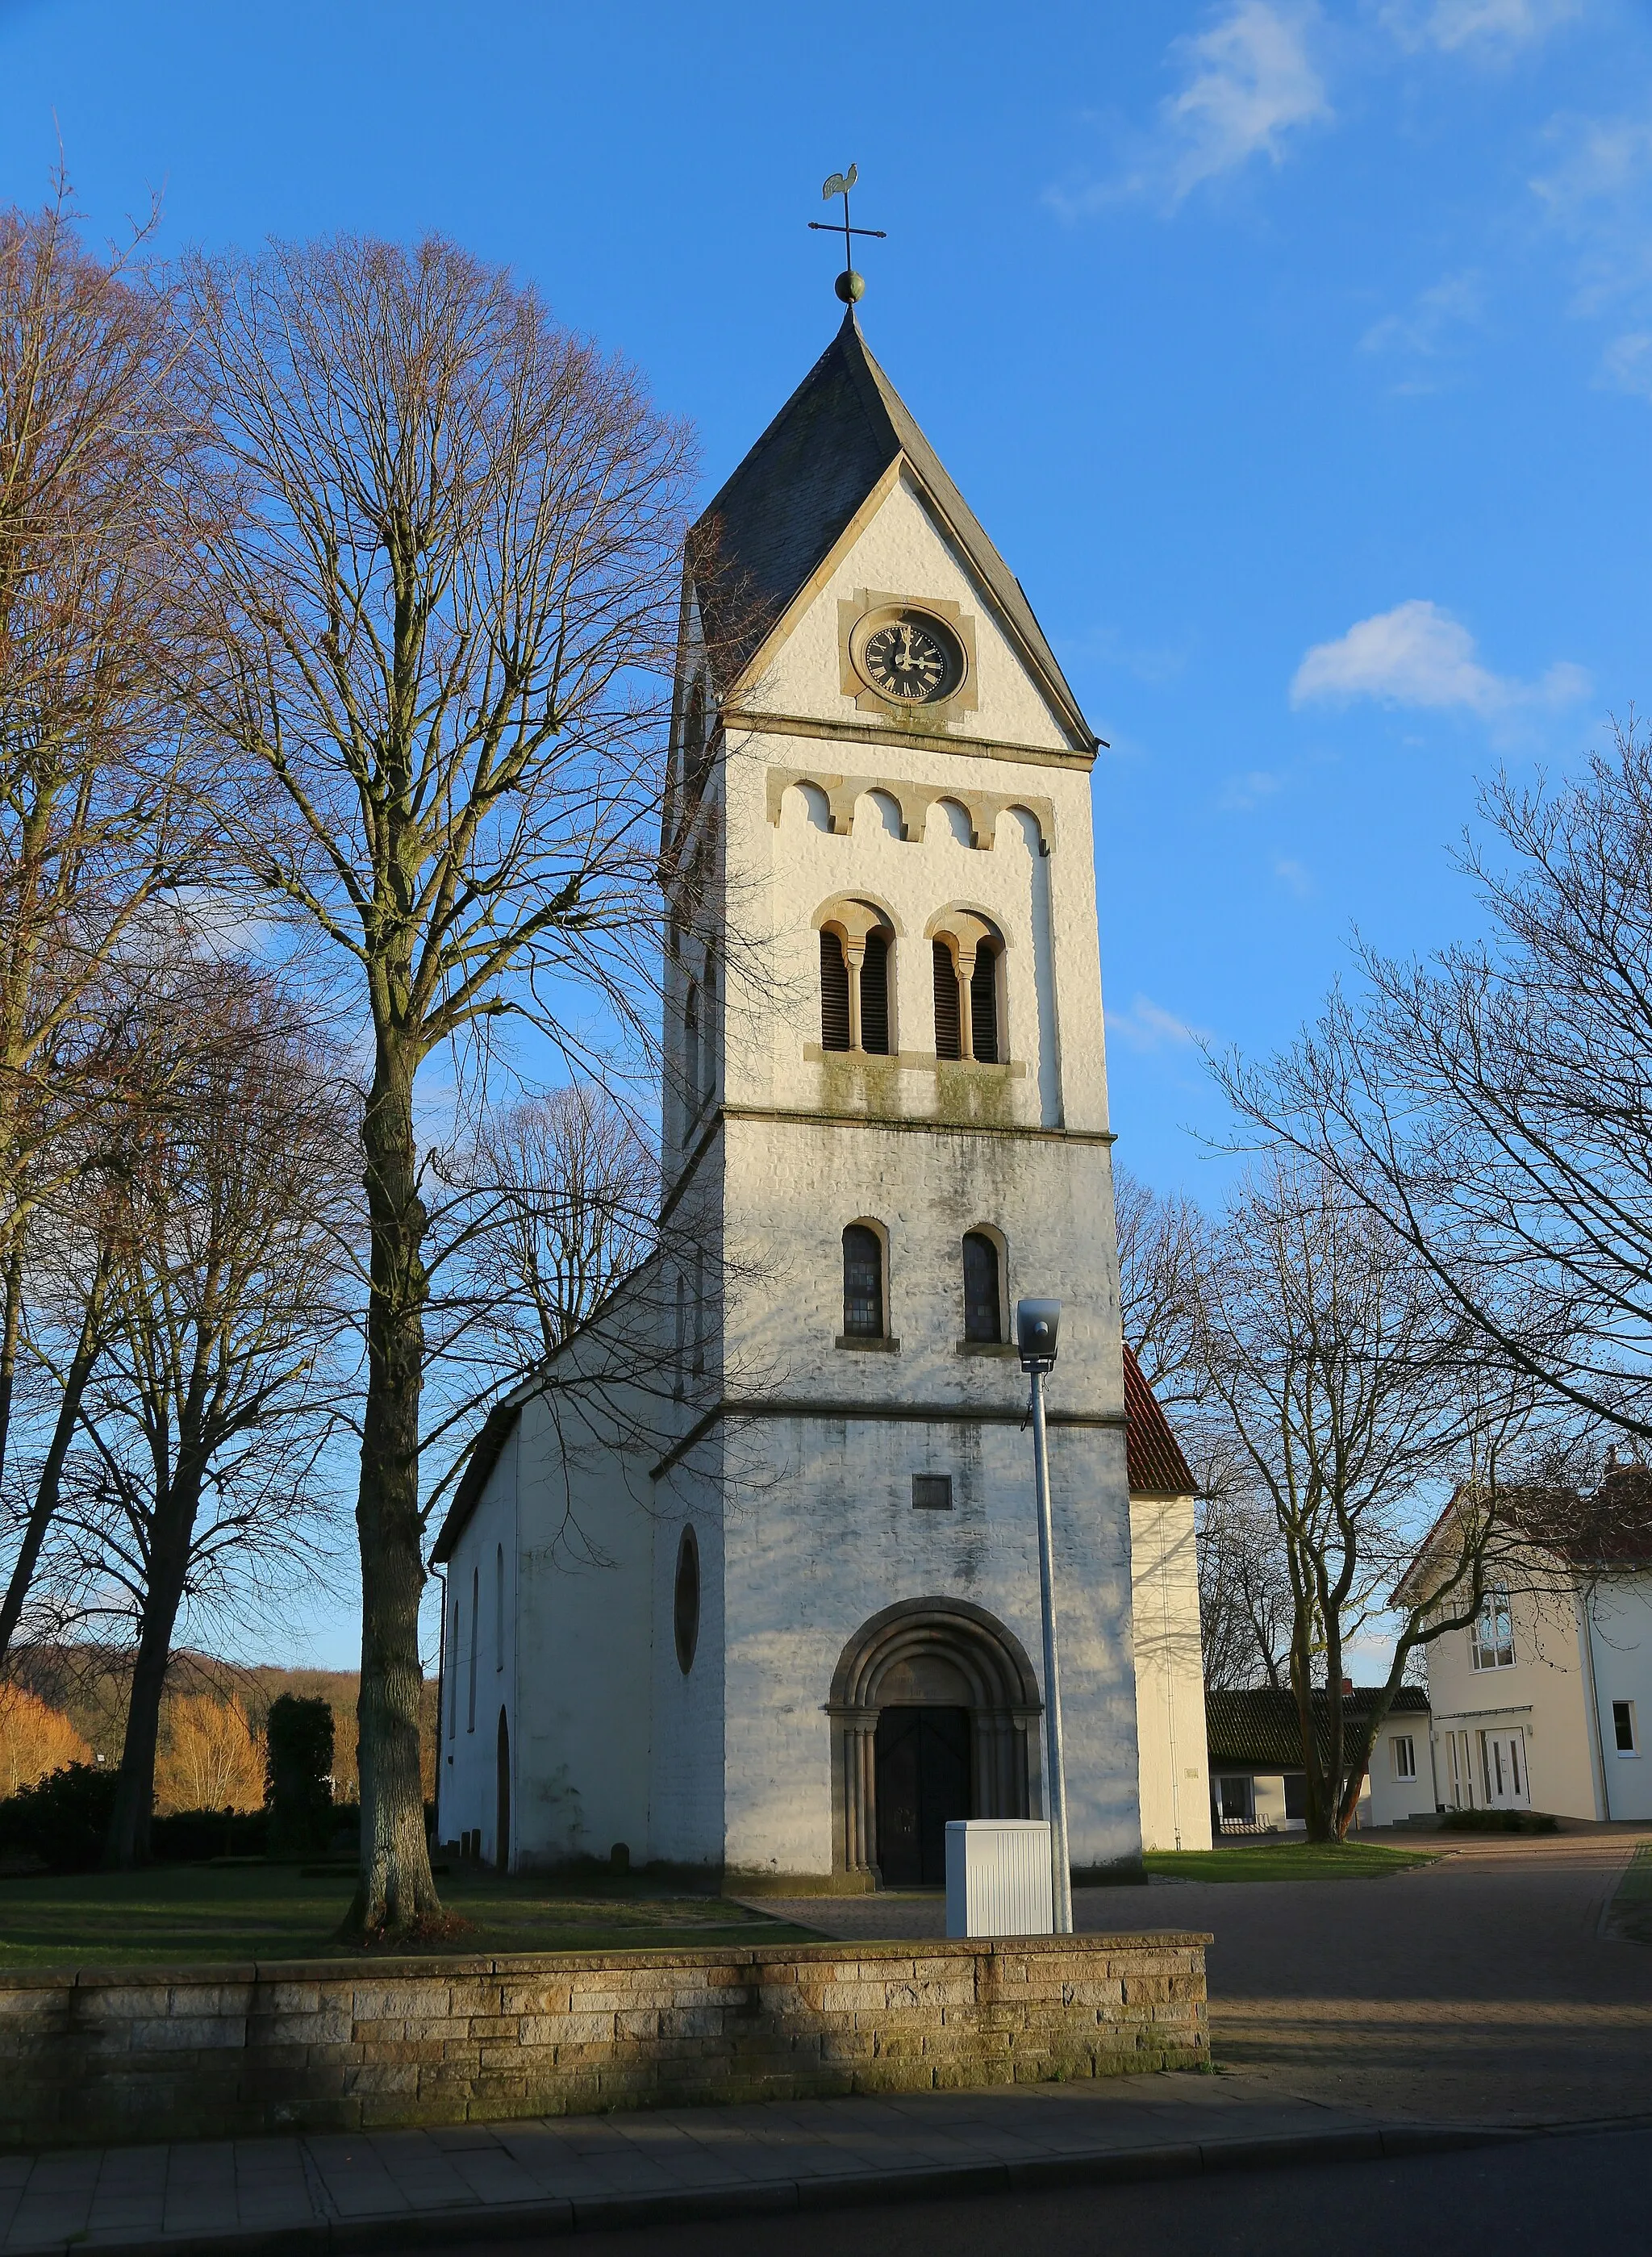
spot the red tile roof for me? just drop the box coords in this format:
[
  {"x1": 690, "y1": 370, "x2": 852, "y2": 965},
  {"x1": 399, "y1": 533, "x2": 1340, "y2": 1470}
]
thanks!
[{"x1": 1124, "y1": 1342, "x2": 1195, "y2": 1497}]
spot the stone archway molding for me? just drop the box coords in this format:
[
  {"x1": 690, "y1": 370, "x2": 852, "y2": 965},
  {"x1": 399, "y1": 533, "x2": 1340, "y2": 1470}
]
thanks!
[{"x1": 827, "y1": 1596, "x2": 1042, "y2": 1882}]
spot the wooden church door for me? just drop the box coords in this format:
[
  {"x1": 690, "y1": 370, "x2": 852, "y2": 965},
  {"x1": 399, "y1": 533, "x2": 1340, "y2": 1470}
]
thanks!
[{"x1": 874, "y1": 1706, "x2": 971, "y2": 1885}]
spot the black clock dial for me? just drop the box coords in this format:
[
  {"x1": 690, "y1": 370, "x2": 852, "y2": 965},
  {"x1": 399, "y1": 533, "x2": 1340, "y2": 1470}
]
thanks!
[{"x1": 859, "y1": 612, "x2": 963, "y2": 703}]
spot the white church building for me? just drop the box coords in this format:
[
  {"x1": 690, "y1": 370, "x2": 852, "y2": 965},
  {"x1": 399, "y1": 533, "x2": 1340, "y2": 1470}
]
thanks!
[{"x1": 432, "y1": 309, "x2": 1211, "y2": 1887}]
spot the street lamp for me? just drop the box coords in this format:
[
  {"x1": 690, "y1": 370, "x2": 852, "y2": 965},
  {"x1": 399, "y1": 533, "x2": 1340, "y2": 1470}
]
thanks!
[{"x1": 1016, "y1": 1298, "x2": 1072, "y2": 1934}]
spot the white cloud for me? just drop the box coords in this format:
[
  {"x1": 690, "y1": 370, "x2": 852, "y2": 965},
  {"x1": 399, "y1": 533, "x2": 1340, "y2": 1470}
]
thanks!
[
  {"x1": 1532, "y1": 108, "x2": 1652, "y2": 388},
  {"x1": 1047, "y1": 2, "x2": 1330, "y2": 217},
  {"x1": 1291, "y1": 600, "x2": 1590, "y2": 717},
  {"x1": 1603, "y1": 331, "x2": 1652, "y2": 398},
  {"x1": 1359, "y1": 271, "x2": 1484, "y2": 387},
  {"x1": 1163, "y1": 2, "x2": 1332, "y2": 199},
  {"x1": 1218, "y1": 769, "x2": 1286, "y2": 811},
  {"x1": 1274, "y1": 857, "x2": 1315, "y2": 898},
  {"x1": 1107, "y1": 995, "x2": 1210, "y2": 1054},
  {"x1": 1379, "y1": 0, "x2": 1584, "y2": 54}
]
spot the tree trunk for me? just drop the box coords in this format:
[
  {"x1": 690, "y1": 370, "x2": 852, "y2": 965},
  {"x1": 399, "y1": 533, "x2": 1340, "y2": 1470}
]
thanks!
[
  {"x1": 0, "y1": 1220, "x2": 26, "y2": 1487},
  {"x1": 343, "y1": 1041, "x2": 445, "y2": 1940},
  {"x1": 105, "y1": 1479, "x2": 198, "y2": 1869},
  {"x1": 0, "y1": 1253, "x2": 107, "y2": 1667}
]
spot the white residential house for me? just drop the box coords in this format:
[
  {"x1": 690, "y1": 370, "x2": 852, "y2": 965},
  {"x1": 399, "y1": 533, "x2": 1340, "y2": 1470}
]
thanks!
[
  {"x1": 429, "y1": 305, "x2": 1211, "y2": 1883},
  {"x1": 1204, "y1": 1687, "x2": 1437, "y2": 1834},
  {"x1": 1396, "y1": 1471, "x2": 1652, "y2": 1821}
]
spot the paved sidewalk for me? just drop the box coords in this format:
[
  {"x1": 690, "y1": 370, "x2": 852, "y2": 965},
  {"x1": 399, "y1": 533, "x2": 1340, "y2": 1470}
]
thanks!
[{"x1": 0, "y1": 2076, "x2": 1516, "y2": 2256}]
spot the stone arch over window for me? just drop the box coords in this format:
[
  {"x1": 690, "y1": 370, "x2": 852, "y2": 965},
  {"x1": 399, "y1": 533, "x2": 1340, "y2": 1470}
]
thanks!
[
  {"x1": 827, "y1": 1598, "x2": 1041, "y2": 1881},
  {"x1": 928, "y1": 910, "x2": 1004, "y2": 1063},
  {"x1": 962, "y1": 1227, "x2": 1006, "y2": 1343},
  {"x1": 841, "y1": 1219, "x2": 887, "y2": 1340},
  {"x1": 816, "y1": 897, "x2": 897, "y2": 1056}
]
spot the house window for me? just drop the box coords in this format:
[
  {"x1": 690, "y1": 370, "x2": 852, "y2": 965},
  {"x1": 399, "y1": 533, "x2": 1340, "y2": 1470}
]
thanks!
[
  {"x1": 1283, "y1": 1773, "x2": 1307, "y2": 1821},
  {"x1": 820, "y1": 932, "x2": 851, "y2": 1051},
  {"x1": 1391, "y1": 1734, "x2": 1416, "y2": 1780},
  {"x1": 842, "y1": 1224, "x2": 885, "y2": 1338},
  {"x1": 1613, "y1": 1700, "x2": 1638, "y2": 1754},
  {"x1": 962, "y1": 1232, "x2": 1002, "y2": 1342},
  {"x1": 1470, "y1": 1586, "x2": 1516, "y2": 1671},
  {"x1": 932, "y1": 940, "x2": 962, "y2": 1060},
  {"x1": 970, "y1": 944, "x2": 999, "y2": 1064},
  {"x1": 912, "y1": 1475, "x2": 953, "y2": 1511}
]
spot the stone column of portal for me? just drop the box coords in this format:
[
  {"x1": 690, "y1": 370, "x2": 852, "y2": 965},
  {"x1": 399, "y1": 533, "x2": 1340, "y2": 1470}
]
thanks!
[{"x1": 841, "y1": 1708, "x2": 878, "y2": 1874}]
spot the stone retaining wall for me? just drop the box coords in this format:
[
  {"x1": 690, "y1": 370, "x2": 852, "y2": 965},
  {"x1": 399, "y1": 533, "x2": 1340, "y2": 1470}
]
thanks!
[{"x1": 0, "y1": 1932, "x2": 1208, "y2": 2150}]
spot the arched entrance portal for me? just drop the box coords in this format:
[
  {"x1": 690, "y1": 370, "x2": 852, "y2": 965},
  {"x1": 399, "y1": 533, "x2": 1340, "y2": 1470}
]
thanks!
[
  {"x1": 828, "y1": 1599, "x2": 1041, "y2": 1885},
  {"x1": 495, "y1": 1708, "x2": 511, "y2": 1873}
]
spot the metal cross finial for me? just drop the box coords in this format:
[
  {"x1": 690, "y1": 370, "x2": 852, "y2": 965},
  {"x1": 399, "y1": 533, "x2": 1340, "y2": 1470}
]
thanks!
[{"x1": 808, "y1": 165, "x2": 886, "y2": 307}]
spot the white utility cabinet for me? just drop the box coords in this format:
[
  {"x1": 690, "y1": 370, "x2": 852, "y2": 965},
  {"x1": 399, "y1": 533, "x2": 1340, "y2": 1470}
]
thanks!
[{"x1": 945, "y1": 1818, "x2": 1054, "y2": 1938}]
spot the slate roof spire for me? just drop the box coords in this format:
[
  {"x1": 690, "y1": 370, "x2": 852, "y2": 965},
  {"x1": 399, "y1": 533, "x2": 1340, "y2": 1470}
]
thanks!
[{"x1": 690, "y1": 311, "x2": 1095, "y2": 749}]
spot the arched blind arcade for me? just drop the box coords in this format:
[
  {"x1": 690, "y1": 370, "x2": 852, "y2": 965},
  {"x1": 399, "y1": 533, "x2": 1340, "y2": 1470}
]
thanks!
[{"x1": 842, "y1": 1225, "x2": 884, "y2": 1338}]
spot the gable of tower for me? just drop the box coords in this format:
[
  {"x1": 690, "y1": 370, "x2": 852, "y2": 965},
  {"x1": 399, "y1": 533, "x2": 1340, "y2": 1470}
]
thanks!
[{"x1": 690, "y1": 312, "x2": 1095, "y2": 757}]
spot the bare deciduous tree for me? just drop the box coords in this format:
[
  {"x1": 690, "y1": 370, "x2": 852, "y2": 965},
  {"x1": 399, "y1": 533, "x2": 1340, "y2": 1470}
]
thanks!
[
  {"x1": 44, "y1": 962, "x2": 351, "y2": 1867},
  {"x1": 185, "y1": 236, "x2": 696, "y2": 1936},
  {"x1": 1227, "y1": 720, "x2": 1652, "y2": 1454},
  {"x1": 1181, "y1": 1158, "x2": 1532, "y2": 1838}
]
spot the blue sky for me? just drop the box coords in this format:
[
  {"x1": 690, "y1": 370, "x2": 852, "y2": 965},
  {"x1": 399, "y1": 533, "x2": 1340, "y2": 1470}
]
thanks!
[{"x1": 3, "y1": 2, "x2": 1649, "y2": 1659}]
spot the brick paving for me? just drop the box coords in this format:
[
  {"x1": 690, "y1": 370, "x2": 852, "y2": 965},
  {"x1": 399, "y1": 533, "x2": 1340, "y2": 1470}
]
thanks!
[{"x1": 764, "y1": 1829, "x2": 1652, "y2": 2125}]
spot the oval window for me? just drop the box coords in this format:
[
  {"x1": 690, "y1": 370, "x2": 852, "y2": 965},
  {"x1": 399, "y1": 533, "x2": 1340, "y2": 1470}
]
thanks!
[{"x1": 674, "y1": 1525, "x2": 700, "y2": 1675}]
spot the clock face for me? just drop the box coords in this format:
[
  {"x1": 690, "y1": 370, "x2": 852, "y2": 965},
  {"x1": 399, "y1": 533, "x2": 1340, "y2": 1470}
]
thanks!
[{"x1": 857, "y1": 611, "x2": 965, "y2": 704}]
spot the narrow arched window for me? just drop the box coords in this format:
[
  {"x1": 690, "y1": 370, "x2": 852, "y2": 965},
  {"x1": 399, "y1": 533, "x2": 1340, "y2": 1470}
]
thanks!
[
  {"x1": 674, "y1": 1525, "x2": 700, "y2": 1674},
  {"x1": 467, "y1": 1564, "x2": 478, "y2": 1733},
  {"x1": 701, "y1": 954, "x2": 717, "y2": 1103},
  {"x1": 448, "y1": 1599, "x2": 459, "y2": 1739},
  {"x1": 963, "y1": 1233, "x2": 1002, "y2": 1343},
  {"x1": 682, "y1": 672, "x2": 707, "y2": 793},
  {"x1": 494, "y1": 1544, "x2": 505, "y2": 1673},
  {"x1": 933, "y1": 940, "x2": 962, "y2": 1060},
  {"x1": 684, "y1": 982, "x2": 701, "y2": 1116},
  {"x1": 820, "y1": 931, "x2": 851, "y2": 1050},
  {"x1": 861, "y1": 932, "x2": 891, "y2": 1055},
  {"x1": 970, "y1": 945, "x2": 999, "y2": 1064},
  {"x1": 843, "y1": 1224, "x2": 884, "y2": 1337}
]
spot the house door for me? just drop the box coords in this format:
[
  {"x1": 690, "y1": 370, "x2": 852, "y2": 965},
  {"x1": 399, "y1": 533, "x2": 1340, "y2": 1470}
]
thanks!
[
  {"x1": 1479, "y1": 1728, "x2": 1529, "y2": 1810},
  {"x1": 874, "y1": 1706, "x2": 970, "y2": 1886}
]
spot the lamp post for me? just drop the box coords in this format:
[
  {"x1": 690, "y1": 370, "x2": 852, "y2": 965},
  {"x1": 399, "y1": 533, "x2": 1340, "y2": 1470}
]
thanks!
[{"x1": 1016, "y1": 1298, "x2": 1072, "y2": 1934}]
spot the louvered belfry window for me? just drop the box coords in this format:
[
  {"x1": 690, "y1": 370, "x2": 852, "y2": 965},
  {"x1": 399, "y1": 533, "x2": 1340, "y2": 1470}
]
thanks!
[
  {"x1": 820, "y1": 931, "x2": 851, "y2": 1051},
  {"x1": 842, "y1": 1224, "x2": 884, "y2": 1337},
  {"x1": 970, "y1": 947, "x2": 999, "y2": 1064},
  {"x1": 861, "y1": 932, "x2": 891, "y2": 1055},
  {"x1": 962, "y1": 1233, "x2": 1001, "y2": 1342},
  {"x1": 932, "y1": 940, "x2": 962, "y2": 1060}
]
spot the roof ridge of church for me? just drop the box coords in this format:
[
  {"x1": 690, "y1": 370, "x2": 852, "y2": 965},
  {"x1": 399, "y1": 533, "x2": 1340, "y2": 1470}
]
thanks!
[{"x1": 692, "y1": 313, "x2": 1094, "y2": 747}]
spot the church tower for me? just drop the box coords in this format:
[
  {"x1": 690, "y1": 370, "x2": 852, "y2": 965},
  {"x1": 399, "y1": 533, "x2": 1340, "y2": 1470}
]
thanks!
[{"x1": 432, "y1": 306, "x2": 1210, "y2": 1882}]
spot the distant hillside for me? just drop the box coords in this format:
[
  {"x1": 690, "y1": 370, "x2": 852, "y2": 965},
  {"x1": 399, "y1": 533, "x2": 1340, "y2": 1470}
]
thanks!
[{"x1": 6, "y1": 1647, "x2": 438, "y2": 1802}]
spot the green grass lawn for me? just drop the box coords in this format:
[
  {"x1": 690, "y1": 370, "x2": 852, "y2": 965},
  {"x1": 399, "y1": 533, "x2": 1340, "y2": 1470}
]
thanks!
[
  {"x1": 1144, "y1": 1840, "x2": 1438, "y2": 1884},
  {"x1": 0, "y1": 1863, "x2": 824, "y2": 1970}
]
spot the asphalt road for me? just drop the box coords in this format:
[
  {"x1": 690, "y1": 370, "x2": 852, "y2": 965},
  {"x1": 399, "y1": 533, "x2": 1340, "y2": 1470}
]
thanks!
[{"x1": 440, "y1": 2127, "x2": 1652, "y2": 2257}]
